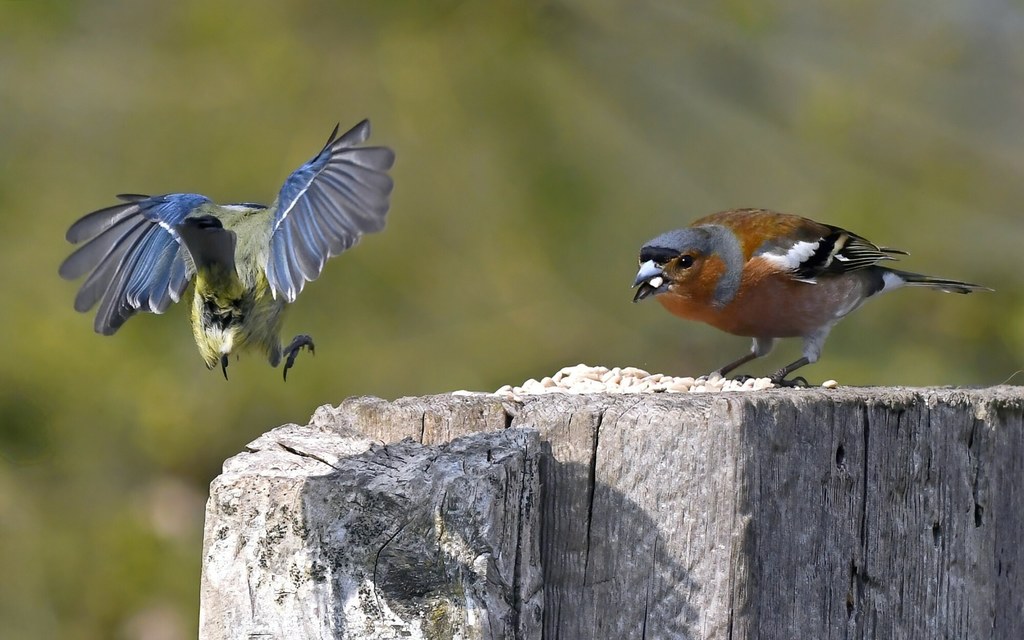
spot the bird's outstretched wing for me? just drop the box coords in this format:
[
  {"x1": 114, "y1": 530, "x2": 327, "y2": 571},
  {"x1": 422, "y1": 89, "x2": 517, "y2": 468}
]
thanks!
[
  {"x1": 266, "y1": 120, "x2": 395, "y2": 302},
  {"x1": 59, "y1": 193, "x2": 210, "y2": 334}
]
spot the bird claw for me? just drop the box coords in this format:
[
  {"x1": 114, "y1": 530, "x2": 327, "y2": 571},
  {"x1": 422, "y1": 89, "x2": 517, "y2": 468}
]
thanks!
[
  {"x1": 282, "y1": 334, "x2": 315, "y2": 381},
  {"x1": 770, "y1": 374, "x2": 808, "y2": 388},
  {"x1": 220, "y1": 353, "x2": 229, "y2": 380}
]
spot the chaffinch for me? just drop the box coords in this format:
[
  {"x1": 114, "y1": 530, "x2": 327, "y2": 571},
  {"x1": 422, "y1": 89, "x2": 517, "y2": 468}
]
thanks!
[{"x1": 632, "y1": 208, "x2": 990, "y2": 385}]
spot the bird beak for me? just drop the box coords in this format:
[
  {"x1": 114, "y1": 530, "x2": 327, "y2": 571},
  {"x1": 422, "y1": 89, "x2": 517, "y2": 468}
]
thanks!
[{"x1": 632, "y1": 260, "x2": 665, "y2": 303}]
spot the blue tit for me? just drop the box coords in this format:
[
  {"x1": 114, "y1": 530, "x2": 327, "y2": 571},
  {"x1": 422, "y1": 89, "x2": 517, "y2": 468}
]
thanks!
[{"x1": 59, "y1": 119, "x2": 395, "y2": 380}]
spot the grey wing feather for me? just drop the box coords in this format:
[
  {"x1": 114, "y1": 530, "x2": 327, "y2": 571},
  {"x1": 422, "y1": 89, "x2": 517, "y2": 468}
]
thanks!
[{"x1": 265, "y1": 119, "x2": 395, "y2": 302}]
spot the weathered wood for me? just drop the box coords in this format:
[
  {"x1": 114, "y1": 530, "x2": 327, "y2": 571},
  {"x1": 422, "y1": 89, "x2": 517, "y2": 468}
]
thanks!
[
  {"x1": 201, "y1": 387, "x2": 1024, "y2": 639},
  {"x1": 199, "y1": 423, "x2": 543, "y2": 640}
]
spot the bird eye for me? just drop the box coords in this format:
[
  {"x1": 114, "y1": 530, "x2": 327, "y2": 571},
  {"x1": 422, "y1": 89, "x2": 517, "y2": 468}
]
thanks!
[{"x1": 677, "y1": 255, "x2": 694, "y2": 268}]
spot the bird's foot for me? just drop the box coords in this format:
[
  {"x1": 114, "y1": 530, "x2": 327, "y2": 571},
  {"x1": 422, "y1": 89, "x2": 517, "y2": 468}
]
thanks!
[
  {"x1": 220, "y1": 353, "x2": 229, "y2": 380},
  {"x1": 282, "y1": 334, "x2": 315, "y2": 381},
  {"x1": 769, "y1": 374, "x2": 808, "y2": 388},
  {"x1": 768, "y1": 357, "x2": 811, "y2": 387}
]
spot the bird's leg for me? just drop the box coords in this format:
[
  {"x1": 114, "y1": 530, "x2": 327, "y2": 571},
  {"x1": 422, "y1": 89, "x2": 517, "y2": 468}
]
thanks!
[
  {"x1": 282, "y1": 334, "x2": 315, "y2": 381},
  {"x1": 716, "y1": 352, "x2": 760, "y2": 378},
  {"x1": 220, "y1": 353, "x2": 229, "y2": 380},
  {"x1": 716, "y1": 337, "x2": 775, "y2": 379},
  {"x1": 769, "y1": 357, "x2": 810, "y2": 387},
  {"x1": 769, "y1": 327, "x2": 829, "y2": 387}
]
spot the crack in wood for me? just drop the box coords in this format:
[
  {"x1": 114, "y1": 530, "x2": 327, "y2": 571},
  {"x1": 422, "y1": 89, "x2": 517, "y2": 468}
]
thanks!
[
  {"x1": 371, "y1": 519, "x2": 412, "y2": 619},
  {"x1": 641, "y1": 534, "x2": 658, "y2": 640},
  {"x1": 581, "y1": 409, "x2": 606, "y2": 586},
  {"x1": 277, "y1": 442, "x2": 340, "y2": 471}
]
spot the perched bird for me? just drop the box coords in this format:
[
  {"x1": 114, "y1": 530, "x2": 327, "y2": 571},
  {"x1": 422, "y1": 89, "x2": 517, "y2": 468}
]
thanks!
[
  {"x1": 632, "y1": 208, "x2": 989, "y2": 384},
  {"x1": 60, "y1": 119, "x2": 395, "y2": 380}
]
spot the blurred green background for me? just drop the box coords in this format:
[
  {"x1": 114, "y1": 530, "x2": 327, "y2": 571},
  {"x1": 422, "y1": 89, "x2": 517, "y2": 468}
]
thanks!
[{"x1": 2, "y1": 0, "x2": 1021, "y2": 637}]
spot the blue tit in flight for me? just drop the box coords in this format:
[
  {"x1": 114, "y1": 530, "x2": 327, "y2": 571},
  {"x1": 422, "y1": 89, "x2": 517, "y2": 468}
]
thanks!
[{"x1": 59, "y1": 119, "x2": 395, "y2": 380}]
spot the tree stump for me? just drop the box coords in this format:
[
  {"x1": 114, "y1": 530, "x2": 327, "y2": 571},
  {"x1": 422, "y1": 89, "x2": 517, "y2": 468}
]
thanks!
[{"x1": 200, "y1": 387, "x2": 1024, "y2": 639}]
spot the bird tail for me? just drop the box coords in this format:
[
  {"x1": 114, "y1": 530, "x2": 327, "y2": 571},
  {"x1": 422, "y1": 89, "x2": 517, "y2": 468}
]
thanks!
[
  {"x1": 884, "y1": 268, "x2": 992, "y2": 294},
  {"x1": 176, "y1": 215, "x2": 238, "y2": 286}
]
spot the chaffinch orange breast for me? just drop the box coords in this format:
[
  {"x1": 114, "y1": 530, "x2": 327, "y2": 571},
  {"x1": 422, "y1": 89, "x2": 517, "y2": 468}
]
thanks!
[{"x1": 632, "y1": 208, "x2": 990, "y2": 385}]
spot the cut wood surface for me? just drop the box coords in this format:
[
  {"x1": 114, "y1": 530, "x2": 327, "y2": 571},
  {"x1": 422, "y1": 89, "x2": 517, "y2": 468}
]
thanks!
[{"x1": 200, "y1": 387, "x2": 1024, "y2": 639}]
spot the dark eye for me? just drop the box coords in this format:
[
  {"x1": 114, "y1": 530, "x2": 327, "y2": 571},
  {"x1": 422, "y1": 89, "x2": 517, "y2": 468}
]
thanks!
[{"x1": 677, "y1": 255, "x2": 694, "y2": 268}]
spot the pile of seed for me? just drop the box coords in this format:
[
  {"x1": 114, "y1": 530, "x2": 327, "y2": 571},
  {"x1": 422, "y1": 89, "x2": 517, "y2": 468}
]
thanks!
[{"x1": 492, "y1": 364, "x2": 776, "y2": 397}]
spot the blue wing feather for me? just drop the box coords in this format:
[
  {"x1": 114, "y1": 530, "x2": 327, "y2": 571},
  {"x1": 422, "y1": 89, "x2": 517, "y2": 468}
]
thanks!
[
  {"x1": 269, "y1": 229, "x2": 297, "y2": 301},
  {"x1": 265, "y1": 120, "x2": 395, "y2": 301},
  {"x1": 292, "y1": 200, "x2": 327, "y2": 280},
  {"x1": 59, "y1": 193, "x2": 210, "y2": 334}
]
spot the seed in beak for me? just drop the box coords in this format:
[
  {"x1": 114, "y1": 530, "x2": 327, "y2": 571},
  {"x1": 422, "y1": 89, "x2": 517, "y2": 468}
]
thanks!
[{"x1": 648, "y1": 276, "x2": 663, "y2": 289}]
